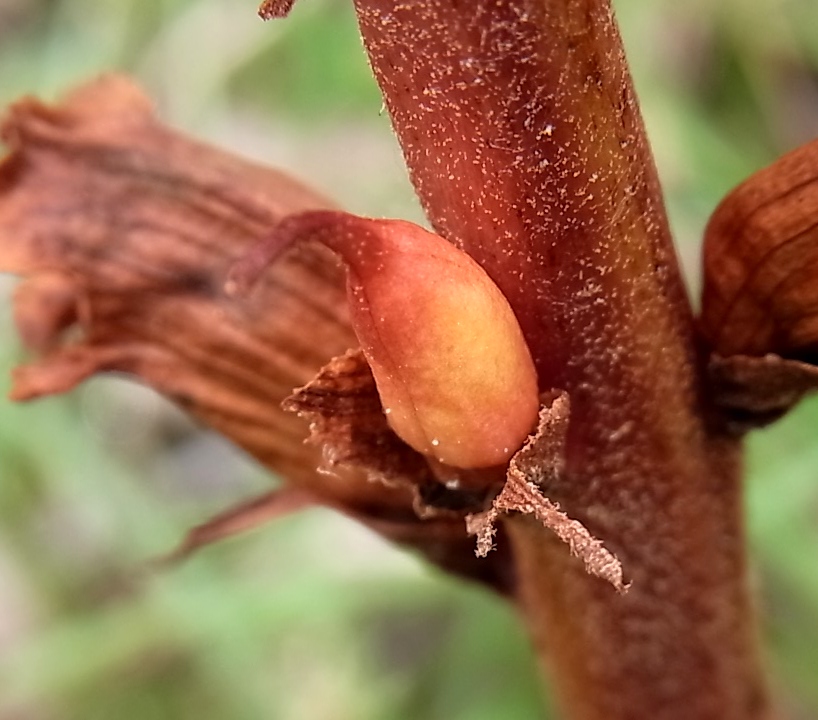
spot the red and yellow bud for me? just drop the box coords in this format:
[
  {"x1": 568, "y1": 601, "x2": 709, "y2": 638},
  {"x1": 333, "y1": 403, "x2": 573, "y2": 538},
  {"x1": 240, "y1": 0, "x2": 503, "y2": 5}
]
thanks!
[{"x1": 230, "y1": 211, "x2": 539, "y2": 469}]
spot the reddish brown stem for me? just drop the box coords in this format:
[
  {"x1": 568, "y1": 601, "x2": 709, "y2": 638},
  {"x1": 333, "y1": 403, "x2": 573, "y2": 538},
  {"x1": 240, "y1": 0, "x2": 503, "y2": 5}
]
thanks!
[{"x1": 353, "y1": 0, "x2": 772, "y2": 718}]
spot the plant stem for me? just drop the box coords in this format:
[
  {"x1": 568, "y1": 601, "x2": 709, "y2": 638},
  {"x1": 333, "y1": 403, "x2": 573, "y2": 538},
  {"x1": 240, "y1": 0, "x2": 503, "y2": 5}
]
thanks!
[{"x1": 352, "y1": 0, "x2": 772, "y2": 717}]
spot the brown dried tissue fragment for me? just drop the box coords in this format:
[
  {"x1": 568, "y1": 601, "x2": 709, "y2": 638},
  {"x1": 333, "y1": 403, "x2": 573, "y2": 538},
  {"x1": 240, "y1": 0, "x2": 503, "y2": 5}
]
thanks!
[
  {"x1": 283, "y1": 349, "x2": 501, "y2": 517},
  {"x1": 0, "y1": 76, "x2": 508, "y2": 591},
  {"x1": 701, "y1": 137, "x2": 818, "y2": 423},
  {"x1": 467, "y1": 392, "x2": 627, "y2": 594},
  {"x1": 283, "y1": 350, "x2": 431, "y2": 483}
]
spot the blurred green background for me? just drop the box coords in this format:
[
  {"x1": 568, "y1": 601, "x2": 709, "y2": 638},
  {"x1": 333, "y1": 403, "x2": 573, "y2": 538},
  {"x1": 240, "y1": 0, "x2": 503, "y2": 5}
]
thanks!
[{"x1": 1, "y1": 0, "x2": 817, "y2": 718}]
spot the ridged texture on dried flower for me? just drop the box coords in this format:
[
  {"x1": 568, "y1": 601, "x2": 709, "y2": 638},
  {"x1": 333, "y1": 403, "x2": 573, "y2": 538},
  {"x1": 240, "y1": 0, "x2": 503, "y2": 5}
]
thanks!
[
  {"x1": 0, "y1": 75, "x2": 511, "y2": 592},
  {"x1": 701, "y1": 137, "x2": 818, "y2": 360}
]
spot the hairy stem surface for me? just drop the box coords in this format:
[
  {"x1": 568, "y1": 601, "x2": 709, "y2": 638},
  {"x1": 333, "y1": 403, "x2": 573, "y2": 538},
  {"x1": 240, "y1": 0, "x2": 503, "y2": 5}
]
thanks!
[{"x1": 352, "y1": 0, "x2": 772, "y2": 717}]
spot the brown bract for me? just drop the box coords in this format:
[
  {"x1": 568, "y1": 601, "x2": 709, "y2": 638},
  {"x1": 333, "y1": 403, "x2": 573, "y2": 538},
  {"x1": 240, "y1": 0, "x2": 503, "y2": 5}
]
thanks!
[
  {"x1": 282, "y1": 349, "x2": 448, "y2": 506},
  {"x1": 467, "y1": 392, "x2": 627, "y2": 593},
  {"x1": 709, "y1": 354, "x2": 818, "y2": 433}
]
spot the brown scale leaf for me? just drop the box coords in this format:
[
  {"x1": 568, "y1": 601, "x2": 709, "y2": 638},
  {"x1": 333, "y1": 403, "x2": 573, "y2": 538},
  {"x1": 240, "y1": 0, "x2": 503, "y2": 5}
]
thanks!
[
  {"x1": 702, "y1": 137, "x2": 818, "y2": 360},
  {"x1": 709, "y1": 353, "x2": 818, "y2": 432},
  {"x1": 467, "y1": 392, "x2": 627, "y2": 594},
  {"x1": 0, "y1": 75, "x2": 508, "y2": 592}
]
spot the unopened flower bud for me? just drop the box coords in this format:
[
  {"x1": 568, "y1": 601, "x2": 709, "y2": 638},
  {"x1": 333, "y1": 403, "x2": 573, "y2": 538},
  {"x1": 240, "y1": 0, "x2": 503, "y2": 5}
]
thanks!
[{"x1": 229, "y1": 211, "x2": 539, "y2": 469}]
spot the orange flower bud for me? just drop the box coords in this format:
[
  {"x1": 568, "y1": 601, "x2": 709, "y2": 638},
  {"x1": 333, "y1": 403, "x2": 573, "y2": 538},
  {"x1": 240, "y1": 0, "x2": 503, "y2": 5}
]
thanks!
[{"x1": 229, "y1": 211, "x2": 539, "y2": 469}]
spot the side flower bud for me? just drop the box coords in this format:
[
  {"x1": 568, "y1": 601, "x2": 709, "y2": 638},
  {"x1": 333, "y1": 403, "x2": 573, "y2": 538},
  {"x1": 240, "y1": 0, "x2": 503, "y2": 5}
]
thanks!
[{"x1": 229, "y1": 211, "x2": 539, "y2": 469}]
